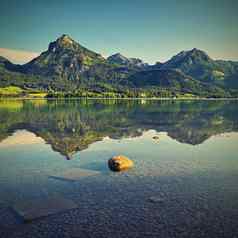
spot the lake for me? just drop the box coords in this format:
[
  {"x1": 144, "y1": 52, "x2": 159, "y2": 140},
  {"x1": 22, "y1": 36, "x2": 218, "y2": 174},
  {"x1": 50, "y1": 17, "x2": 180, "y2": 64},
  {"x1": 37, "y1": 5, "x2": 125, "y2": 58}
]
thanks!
[{"x1": 0, "y1": 99, "x2": 237, "y2": 238}]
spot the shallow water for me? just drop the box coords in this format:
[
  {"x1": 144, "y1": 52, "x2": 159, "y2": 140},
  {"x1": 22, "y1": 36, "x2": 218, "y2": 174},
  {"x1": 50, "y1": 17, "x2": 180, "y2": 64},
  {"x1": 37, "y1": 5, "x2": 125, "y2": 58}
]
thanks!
[{"x1": 0, "y1": 99, "x2": 237, "y2": 237}]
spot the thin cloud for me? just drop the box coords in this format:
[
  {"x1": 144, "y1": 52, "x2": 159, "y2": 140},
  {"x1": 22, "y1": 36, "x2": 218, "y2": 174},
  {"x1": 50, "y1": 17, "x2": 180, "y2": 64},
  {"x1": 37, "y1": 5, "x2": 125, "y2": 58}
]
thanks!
[{"x1": 0, "y1": 48, "x2": 39, "y2": 64}]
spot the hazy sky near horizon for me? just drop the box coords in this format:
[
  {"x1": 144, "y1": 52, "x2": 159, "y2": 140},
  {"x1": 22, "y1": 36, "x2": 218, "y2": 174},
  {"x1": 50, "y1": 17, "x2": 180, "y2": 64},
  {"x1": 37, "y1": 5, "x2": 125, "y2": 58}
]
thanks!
[{"x1": 0, "y1": 0, "x2": 237, "y2": 64}]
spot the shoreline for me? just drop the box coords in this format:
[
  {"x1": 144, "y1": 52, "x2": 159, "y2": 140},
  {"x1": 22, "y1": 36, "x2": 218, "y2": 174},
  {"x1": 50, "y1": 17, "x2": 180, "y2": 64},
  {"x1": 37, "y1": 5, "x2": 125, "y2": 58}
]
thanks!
[{"x1": 0, "y1": 97, "x2": 238, "y2": 101}]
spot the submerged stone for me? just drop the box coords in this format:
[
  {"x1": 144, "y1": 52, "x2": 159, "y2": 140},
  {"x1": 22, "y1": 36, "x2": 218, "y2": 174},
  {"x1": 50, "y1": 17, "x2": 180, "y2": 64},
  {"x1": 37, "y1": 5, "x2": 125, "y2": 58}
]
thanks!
[
  {"x1": 148, "y1": 196, "x2": 165, "y2": 203},
  {"x1": 13, "y1": 197, "x2": 78, "y2": 222},
  {"x1": 50, "y1": 168, "x2": 100, "y2": 182},
  {"x1": 108, "y1": 155, "x2": 134, "y2": 172}
]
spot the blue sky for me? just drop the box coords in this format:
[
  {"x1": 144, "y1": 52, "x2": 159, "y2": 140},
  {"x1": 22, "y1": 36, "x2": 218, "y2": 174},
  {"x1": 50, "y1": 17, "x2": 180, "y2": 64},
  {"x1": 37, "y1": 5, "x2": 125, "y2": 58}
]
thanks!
[{"x1": 0, "y1": 0, "x2": 237, "y2": 64}]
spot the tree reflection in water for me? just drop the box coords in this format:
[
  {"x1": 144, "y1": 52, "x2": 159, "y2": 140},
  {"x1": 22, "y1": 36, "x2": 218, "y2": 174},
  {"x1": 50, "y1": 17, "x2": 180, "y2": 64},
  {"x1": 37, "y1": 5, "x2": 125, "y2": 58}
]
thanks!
[{"x1": 0, "y1": 99, "x2": 237, "y2": 159}]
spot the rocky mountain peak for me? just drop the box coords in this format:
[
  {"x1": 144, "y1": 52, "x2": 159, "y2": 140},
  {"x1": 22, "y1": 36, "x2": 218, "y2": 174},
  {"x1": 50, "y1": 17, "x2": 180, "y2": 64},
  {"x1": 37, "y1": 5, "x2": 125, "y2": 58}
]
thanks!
[
  {"x1": 107, "y1": 53, "x2": 148, "y2": 69},
  {"x1": 48, "y1": 34, "x2": 80, "y2": 52},
  {"x1": 22, "y1": 35, "x2": 105, "y2": 80},
  {"x1": 162, "y1": 48, "x2": 212, "y2": 69},
  {"x1": 188, "y1": 48, "x2": 210, "y2": 60},
  {"x1": 56, "y1": 34, "x2": 75, "y2": 46},
  {"x1": 107, "y1": 53, "x2": 130, "y2": 64}
]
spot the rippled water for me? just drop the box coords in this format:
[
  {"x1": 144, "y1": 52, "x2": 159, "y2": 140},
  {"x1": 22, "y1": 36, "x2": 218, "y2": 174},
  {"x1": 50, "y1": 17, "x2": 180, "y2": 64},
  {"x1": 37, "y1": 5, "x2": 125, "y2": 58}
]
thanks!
[{"x1": 0, "y1": 99, "x2": 237, "y2": 238}]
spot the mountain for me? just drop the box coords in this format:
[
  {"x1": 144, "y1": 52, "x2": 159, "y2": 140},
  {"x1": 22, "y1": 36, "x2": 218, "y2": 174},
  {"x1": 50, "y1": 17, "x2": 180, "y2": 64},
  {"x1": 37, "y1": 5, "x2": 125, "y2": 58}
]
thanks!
[
  {"x1": 215, "y1": 60, "x2": 238, "y2": 88},
  {"x1": 0, "y1": 56, "x2": 11, "y2": 67},
  {"x1": 0, "y1": 56, "x2": 22, "y2": 72},
  {"x1": 161, "y1": 48, "x2": 238, "y2": 88},
  {"x1": 22, "y1": 34, "x2": 105, "y2": 81},
  {"x1": 0, "y1": 35, "x2": 136, "y2": 91},
  {"x1": 0, "y1": 35, "x2": 237, "y2": 97},
  {"x1": 107, "y1": 53, "x2": 148, "y2": 69},
  {"x1": 107, "y1": 53, "x2": 129, "y2": 65},
  {"x1": 21, "y1": 35, "x2": 140, "y2": 88},
  {"x1": 0, "y1": 56, "x2": 48, "y2": 90}
]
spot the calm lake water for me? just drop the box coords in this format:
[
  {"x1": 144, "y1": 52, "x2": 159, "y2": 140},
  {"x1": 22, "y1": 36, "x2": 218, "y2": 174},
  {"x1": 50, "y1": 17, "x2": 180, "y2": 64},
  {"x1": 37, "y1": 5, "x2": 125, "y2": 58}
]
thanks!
[{"x1": 0, "y1": 99, "x2": 238, "y2": 238}]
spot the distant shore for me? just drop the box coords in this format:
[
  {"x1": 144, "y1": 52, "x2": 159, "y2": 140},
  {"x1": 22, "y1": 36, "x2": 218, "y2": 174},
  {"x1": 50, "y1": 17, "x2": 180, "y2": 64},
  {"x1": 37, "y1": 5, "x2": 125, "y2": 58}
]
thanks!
[{"x1": 1, "y1": 97, "x2": 238, "y2": 100}]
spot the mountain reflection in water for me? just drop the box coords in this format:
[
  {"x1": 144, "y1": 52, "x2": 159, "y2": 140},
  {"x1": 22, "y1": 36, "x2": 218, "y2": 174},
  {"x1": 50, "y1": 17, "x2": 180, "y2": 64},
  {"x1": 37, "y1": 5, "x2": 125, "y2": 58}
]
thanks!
[{"x1": 0, "y1": 99, "x2": 237, "y2": 159}]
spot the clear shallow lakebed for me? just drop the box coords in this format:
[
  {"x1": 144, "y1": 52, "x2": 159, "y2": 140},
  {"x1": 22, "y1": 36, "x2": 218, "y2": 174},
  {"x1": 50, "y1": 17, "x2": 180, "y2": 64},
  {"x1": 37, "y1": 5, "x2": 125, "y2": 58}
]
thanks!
[{"x1": 0, "y1": 99, "x2": 238, "y2": 238}]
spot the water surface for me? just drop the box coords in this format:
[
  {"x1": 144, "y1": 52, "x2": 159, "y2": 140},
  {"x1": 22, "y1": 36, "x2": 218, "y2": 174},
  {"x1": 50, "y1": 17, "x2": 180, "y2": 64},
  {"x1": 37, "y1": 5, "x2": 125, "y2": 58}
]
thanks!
[{"x1": 0, "y1": 99, "x2": 237, "y2": 238}]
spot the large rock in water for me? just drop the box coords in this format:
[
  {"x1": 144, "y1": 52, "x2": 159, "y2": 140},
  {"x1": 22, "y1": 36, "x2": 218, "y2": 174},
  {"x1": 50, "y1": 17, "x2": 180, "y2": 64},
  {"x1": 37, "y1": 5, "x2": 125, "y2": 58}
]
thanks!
[{"x1": 108, "y1": 155, "x2": 134, "y2": 172}]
